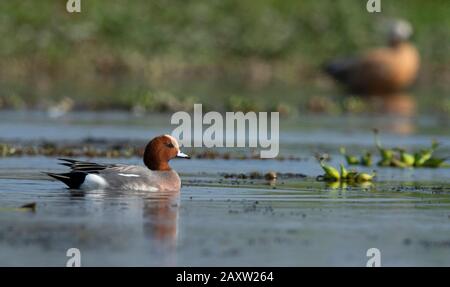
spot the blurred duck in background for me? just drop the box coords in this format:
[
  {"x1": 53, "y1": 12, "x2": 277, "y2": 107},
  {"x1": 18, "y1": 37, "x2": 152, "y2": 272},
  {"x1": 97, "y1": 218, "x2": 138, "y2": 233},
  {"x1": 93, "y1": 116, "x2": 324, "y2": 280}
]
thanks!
[{"x1": 324, "y1": 19, "x2": 420, "y2": 95}]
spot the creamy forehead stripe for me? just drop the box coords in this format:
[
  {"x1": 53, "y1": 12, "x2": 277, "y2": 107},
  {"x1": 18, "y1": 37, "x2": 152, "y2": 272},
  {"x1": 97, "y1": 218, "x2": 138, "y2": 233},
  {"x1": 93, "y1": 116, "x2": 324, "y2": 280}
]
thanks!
[{"x1": 164, "y1": 134, "x2": 180, "y2": 149}]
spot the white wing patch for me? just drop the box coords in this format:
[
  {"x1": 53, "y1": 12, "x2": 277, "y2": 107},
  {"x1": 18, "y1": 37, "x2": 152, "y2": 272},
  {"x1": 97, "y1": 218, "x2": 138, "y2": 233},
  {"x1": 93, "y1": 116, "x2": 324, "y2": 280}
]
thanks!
[{"x1": 118, "y1": 173, "x2": 140, "y2": 177}]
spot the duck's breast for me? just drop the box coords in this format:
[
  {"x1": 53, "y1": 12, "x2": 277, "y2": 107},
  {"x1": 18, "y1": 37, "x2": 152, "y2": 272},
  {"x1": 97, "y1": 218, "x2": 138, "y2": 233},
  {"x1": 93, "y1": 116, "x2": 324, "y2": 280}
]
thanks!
[
  {"x1": 351, "y1": 43, "x2": 419, "y2": 93},
  {"x1": 390, "y1": 43, "x2": 420, "y2": 88}
]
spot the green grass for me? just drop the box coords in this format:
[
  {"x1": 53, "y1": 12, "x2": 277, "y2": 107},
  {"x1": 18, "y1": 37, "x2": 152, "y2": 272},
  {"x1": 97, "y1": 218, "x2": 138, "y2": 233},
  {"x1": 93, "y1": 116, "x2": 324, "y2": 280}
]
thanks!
[{"x1": 0, "y1": 0, "x2": 449, "y2": 112}]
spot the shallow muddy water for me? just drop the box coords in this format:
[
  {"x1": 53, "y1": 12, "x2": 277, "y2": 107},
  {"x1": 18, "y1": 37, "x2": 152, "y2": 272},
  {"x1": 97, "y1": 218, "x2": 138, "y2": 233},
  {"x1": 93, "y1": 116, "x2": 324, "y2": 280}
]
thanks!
[{"x1": 0, "y1": 111, "x2": 449, "y2": 266}]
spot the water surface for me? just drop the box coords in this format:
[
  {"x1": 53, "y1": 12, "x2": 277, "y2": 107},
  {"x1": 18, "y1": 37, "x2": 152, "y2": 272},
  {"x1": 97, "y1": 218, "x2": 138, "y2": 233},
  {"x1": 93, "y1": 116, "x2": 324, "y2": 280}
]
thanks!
[{"x1": 0, "y1": 111, "x2": 449, "y2": 266}]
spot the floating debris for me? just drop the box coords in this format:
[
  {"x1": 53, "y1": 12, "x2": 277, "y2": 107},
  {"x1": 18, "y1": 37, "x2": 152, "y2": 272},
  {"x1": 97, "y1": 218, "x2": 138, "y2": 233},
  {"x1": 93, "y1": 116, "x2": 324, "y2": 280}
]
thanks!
[
  {"x1": 20, "y1": 202, "x2": 37, "y2": 212},
  {"x1": 221, "y1": 172, "x2": 306, "y2": 180},
  {"x1": 0, "y1": 202, "x2": 37, "y2": 213},
  {"x1": 264, "y1": 171, "x2": 277, "y2": 181}
]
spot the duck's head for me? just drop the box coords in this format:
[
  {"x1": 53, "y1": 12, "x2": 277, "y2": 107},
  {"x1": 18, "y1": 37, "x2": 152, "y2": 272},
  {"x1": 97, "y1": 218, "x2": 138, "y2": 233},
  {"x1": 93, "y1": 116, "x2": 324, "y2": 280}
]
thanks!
[
  {"x1": 143, "y1": 134, "x2": 190, "y2": 171},
  {"x1": 388, "y1": 19, "x2": 413, "y2": 46}
]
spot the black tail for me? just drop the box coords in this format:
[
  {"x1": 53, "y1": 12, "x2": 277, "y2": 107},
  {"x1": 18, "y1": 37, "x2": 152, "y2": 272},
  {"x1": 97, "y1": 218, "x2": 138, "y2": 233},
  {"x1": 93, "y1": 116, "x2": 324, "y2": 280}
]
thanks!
[
  {"x1": 323, "y1": 57, "x2": 356, "y2": 83},
  {"x1": 45, "y1": 172, "x2": 87, "y2": 189}
]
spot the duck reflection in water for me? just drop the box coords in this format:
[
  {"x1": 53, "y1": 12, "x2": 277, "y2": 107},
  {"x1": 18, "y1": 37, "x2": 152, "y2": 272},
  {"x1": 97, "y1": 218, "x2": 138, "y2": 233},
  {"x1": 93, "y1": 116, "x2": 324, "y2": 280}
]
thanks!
[
  {"x1": 68, "y1": 189, "x2": 180, "y2": 266},
  {"x1": 366, "y1": 93, "x2": 416, "y2": 135},
  {"x1": 142, "y1": 191, "x2": 180, "y2": 266}
]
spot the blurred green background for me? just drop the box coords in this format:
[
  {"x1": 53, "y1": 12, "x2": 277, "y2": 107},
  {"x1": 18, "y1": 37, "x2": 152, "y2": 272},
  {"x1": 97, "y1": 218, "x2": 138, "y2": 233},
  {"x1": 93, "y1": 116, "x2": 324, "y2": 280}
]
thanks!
[{"x1": 0, "y1": 0, "x2": 449, "y2": 114}]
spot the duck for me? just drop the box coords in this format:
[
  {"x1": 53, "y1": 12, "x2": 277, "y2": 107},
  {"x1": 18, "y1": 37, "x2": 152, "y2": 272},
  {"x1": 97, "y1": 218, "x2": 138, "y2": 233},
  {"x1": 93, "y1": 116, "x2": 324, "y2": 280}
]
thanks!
[
  {"x1": 46, "y1": 134, "x2": 190, "y2": 191},
  {"x1": 324, "y1": 20, "x2": 420, "y2": 95}
]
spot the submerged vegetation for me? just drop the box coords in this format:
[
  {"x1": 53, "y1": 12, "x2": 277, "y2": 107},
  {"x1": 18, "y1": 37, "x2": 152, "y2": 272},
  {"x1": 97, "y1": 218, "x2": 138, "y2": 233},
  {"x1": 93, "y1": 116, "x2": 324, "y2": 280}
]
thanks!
[{"x1": 0, "y1": 140, "x2": 306, "y2": 161}]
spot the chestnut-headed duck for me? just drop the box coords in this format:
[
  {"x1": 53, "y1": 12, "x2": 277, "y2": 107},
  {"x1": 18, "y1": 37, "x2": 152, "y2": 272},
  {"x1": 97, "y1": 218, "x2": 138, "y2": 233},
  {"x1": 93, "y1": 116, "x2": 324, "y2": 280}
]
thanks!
[
  {"x1": 46, "y1": 135, "x2": 190, "y2": 191},
  {"x1": 324, "y1": 20, "x2": 420, "y2": 95}
]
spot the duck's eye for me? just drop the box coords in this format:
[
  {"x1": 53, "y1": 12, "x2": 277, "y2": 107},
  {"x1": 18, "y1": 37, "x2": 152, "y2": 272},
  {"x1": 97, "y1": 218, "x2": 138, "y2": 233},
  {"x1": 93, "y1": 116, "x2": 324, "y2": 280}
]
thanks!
[{"x1": 165, "y1": 142, "x2": 175, "y2": 148}]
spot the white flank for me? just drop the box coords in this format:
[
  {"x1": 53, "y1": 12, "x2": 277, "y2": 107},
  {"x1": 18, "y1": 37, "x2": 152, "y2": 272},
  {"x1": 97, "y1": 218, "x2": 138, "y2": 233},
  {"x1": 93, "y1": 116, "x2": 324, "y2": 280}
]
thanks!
[
  {"x1": 118, "y1": 173, "x2": 140, "y2": 177},
  {"x1": 81, "y1": 174, "x2": 109, "y2": 189}
]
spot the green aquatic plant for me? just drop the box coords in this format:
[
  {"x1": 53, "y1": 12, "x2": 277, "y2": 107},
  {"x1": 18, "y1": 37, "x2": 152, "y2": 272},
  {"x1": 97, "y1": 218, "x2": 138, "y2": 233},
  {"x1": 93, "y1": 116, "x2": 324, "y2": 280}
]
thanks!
[
  {"x1": 421, "y1": 157, "x2": 449, "y2": 168},
  {"x1": 340, "y1": 163, "x2": 348, "y2": 179},
  {"x1": 326, "y1": 181, "x2": 343, "y2": 190},
  {"x1": 339, "y1": 147, "x2": 372, "y2": 166},
  {"x1": 390, "y1": 158, "x2": 410, "y2": 168},
  {"x1": 355, "y1": 172, "x2": 376, "y2": 183},
  {"x1": 360, "y1": 151, "x2": 373, "y2": 166},
  {"x1": 0, "y1": 143, "x2": 17, "y2": 157},
  {"x1": 370, "y1": 130, "x2": 448, "y2": 168},
  {"x1": 415, "y1": 140, "x2": 449, "y2": 168},
  {"x1": 319, "y1": 157, "x2": 340, "y2": 181},
  {"x1": 0, "y1": 144, "x2": 7, "y2": 157},
  {"x1": 414, "y1": 140, "x2": 438, "y2": 167},
  {"x1": 373, "y1": 129, "x2": 394, "y2": 166},
  {"x1": 326, "y1": 180, "x2": 373, "y2": 190},
  {"x1": 395, "y1": 148, "x2": 415, "y2": 167},
  {"x1": 318, "y1": 159, "x2": 375, "y2": 184},
  {"x1": 344, "y1": 169, "x2": 376, "y2": 183},
  {"x1": 414, "y1": 150, "x2": 432, "y2": 167},
  {"x1": 340, "y1": 147, "x2": 360, "y2": 165}
]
